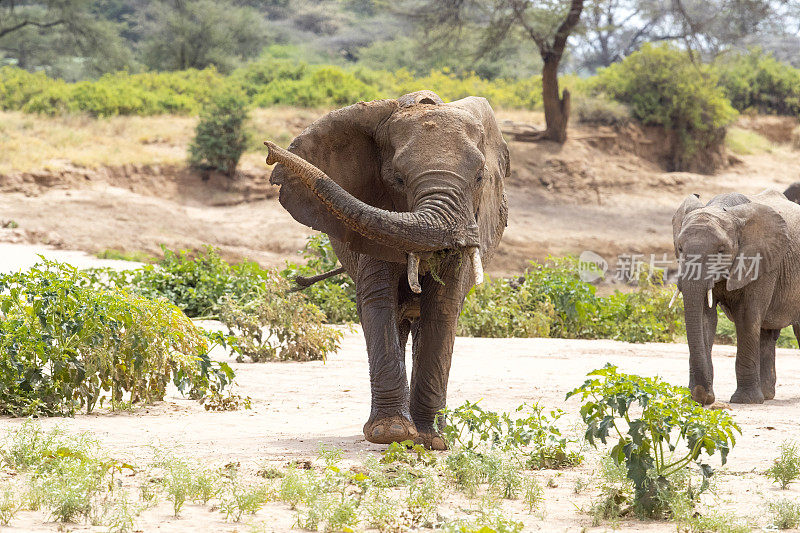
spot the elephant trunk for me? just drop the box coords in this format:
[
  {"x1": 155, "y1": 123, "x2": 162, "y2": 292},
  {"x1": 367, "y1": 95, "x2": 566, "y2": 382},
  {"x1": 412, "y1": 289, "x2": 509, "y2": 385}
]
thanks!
[
  {"x1": 683, "y1": 281, "x2": 716, "y2": 405},
  {"x1": 265, "y1": 142, "x2": 478, "y2": 253}
]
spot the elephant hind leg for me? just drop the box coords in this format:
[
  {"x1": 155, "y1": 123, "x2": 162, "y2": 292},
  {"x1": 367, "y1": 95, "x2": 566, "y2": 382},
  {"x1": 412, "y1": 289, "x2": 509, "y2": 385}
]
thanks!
[{"x1": 760, "y1": 328, "x2": 780, "y2": 400}]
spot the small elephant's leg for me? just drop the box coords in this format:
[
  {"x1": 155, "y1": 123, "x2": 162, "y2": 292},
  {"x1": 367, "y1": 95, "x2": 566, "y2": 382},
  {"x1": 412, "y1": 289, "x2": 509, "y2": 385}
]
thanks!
[
  {"x1": 409, "y1": 265, "x2": 467, "y2": 450},
  {"x1": 730, "y1": 321, "x2": 765, "y2": 404},
  {"x1": 760, "y1": 328, "x2": 780, "y2": 400},
  {"x1": 356, "y1": 257, "x2": 417, "y2": 444}
]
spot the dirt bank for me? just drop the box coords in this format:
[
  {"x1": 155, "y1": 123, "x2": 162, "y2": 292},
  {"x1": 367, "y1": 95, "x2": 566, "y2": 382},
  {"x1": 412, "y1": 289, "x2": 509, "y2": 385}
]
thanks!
[{"x1": 1, "y1": 112, "x2": 798, "y2": 276}]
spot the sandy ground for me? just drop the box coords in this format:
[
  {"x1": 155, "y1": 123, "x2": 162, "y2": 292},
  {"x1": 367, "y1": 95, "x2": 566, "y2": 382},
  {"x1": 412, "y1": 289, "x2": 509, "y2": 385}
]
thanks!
[{"x1": 2, "y1": 322, "x2": 799, "y2": 532}]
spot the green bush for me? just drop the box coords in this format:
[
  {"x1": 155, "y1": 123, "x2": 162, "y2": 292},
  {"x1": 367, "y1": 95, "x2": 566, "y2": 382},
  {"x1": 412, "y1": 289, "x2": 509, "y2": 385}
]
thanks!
[
  {"x1": 15, "y1": 68, "x2": 224, "y2": 117},
  {"x1": 593, "y1": 44, "x2": 737, "y2": 169},
  {"x1": 715, "y1": 49, "x2": 800, "y2": 115},
  {"x1": 96, "y1": 246, "x2": 269, "y2": 319},
  {"x1": 575, "y1": 94, "x2": 631, "y2": 125},
  {"x1": 219, "y1": 272, "x2": 343, "y2": 363},
  {"x1": 459, "y1": 257, "x2": 684, "y2": 343},
  {"x1": 189, "y1": 88, "x2": 250, "y2": 176},
  {"x1": 0, "y1": 260, "x2": 232, "y2": 416},
  {"x1": 282, "y1": 234, "x2": 357, "y2": 324}
]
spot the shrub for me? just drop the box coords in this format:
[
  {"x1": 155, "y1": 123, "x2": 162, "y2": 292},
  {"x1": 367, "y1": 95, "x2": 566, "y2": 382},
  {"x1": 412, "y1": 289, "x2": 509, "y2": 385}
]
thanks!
[
  {"x1": 282, "y1": 234, "x2": 358, "y2": 324},
  {"x1": 567, "y1": 364, "x2": 741, "y2": 516},
  {"x1": 459, "y1": 257, "x2": 684, "y2": 343},
  {"x1": 593, "y1": 44, "x2": 737, "y2": 170},
  {"x1": 0, "y1": 260, "x2": 233, "y2": 416},
  {"x1": 97, "y1": 246, "x2": 269, "y2": 319},
  {"x1": 769, "y1": 498, "x2": 800, "y2": 530},
  {"x1": 438, "y1": 400, "x2": 582, "y2": 469},
  {"x1": 189, "y1": 87, "x2": 250, "y2": 177},
  {"x1": 715, "y1": 49, "x2": 800, "y2": 116},
  {"x1": 575, "y1": 94, "x2": 631, "y2": 125},
  {"x1": 219, "y1": 271, "x2": 343, "y2": 362},
  {"x1": 766, "y1": 441, "x2": 800, "y2": 489}
]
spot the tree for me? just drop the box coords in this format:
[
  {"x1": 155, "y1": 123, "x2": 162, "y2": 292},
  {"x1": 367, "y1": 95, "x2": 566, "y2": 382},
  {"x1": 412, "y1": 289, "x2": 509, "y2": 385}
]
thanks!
[
  {"x1": 140, "y1": 0, "x2": 267, "y2": 72},
  {"x1": 410, "y1": 0, "x2": 585, "y2": 143},
  {"x1": 0, "y1": 0, "x2": 131, "y2": 78},
  {"x1": 574, "y1": 0, "x2": 783, "y2": 72}
]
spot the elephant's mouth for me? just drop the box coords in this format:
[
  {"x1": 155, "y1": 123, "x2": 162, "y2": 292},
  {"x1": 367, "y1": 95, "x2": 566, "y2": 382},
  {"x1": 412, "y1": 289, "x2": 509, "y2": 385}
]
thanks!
[
  {"x1": 265, "y1": 141, "x2": 484, "y2": 291},
  {"x1": 406, "y1": 248, "x2": 483, "y2": 294}
]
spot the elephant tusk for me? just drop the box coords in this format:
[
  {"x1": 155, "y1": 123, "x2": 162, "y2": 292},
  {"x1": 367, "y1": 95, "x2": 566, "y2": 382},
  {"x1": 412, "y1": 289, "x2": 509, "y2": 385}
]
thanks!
[
  {"x1": 668, "y1": 287, "x2": 679, "y2": 309},
  {"x1": 407, "y1": 253, "x2": 421, "y2": 294},
  {"x1": 708, "y1": 289, "x2": 713, "y2": 308},
  {"x1": 469, "y1": 247, "x2": 484, "y2": 286}
]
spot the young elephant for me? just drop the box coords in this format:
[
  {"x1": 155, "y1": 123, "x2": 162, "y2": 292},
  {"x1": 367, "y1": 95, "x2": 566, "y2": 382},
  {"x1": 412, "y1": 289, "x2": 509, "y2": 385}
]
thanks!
[
  {"x1": 672, "y1": 190, "x2": 800, "y2": 405},
  {"x1": 265, "y1": 91, "x2": 508, "y2": 448}
]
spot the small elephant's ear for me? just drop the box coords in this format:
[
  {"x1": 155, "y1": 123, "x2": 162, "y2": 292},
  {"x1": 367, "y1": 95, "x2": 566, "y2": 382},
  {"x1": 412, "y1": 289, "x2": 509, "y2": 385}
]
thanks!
[
  {"x1": 725, "y1": 202, "x2": 790, "y2": 291},
  {"x1": 672, "y1": 194, "x2": 703, "y2": 256},
  {"x1": 447, "y1": 96, "x2": 508, "y2": 264},
  {"x1": 270, "y1": 99, "x2": 403, "y2": 262}
]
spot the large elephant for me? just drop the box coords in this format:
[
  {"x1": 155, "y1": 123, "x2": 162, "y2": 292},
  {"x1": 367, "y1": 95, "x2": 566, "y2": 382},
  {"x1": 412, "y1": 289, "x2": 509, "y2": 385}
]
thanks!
[
  {"x1": 672, "y1": 190, "x2": 800, "y2": 405},
  {"x1": 264, "y1": 91, "x2": 508, "y2": 448}
]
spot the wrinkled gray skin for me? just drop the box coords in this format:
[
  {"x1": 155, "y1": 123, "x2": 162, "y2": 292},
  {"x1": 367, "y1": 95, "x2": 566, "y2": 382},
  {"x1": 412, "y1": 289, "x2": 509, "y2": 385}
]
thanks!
[
  {"x1": 265, "y1": 91, "x2": 508, "y2": 448},
  {"x1": 673, "y1": 190, "x2": 800, "y2": 405}
]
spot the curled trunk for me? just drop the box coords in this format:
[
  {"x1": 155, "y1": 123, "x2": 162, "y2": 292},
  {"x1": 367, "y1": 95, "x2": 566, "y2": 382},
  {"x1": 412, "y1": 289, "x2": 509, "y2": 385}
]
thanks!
[{"x1": 266, "y1": 142, "x2": 476, "y2": 253}]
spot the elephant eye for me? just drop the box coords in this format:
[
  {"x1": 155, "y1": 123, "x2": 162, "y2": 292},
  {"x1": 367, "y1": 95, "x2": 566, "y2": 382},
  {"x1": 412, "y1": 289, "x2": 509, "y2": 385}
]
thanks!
[
  {"x1": 394, "y1": 174, "x2": 404, "y2": 186},
  {"x1": 476, "y1": 170, "x2": 484, "y2": 184}
]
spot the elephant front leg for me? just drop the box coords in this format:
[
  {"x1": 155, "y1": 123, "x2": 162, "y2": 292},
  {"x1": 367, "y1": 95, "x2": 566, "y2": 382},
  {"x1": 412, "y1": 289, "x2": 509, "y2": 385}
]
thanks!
[
  {"x1": 409, "y1": 268, "x2": 466, "y2": 450},
  {"x1": 730, "y1": 322, "x2": 765, "y2": 404},
  {"x1": 356, "y1": 258, "x2": 417, "y2": 445},
  {"x1": 760, "y1": 328, "x2": 780, "y2": 400}
]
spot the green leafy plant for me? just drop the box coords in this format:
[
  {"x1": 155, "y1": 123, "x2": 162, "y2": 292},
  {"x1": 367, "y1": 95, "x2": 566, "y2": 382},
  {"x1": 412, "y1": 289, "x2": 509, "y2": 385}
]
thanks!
[
  {"x1": 219, "y1": 271, "x2": 343, "y2": 362},
  {"x1": 438, "y1": 400, "x2": 581, "y2": 469},
  {"x1": 96, "y1": 246, "x2": 270, "y2": 319},
  {"x1": 459, "y1": 257, "x2": 684, "y2": 343},
  {"x1": 189, "y1": 87, "x2": 250, "y2": 177},
  {"x1": 0, "y1": 260, "x2": 232, "y2": 416},
  {"x1": 766, "y1": 441, "x2": 800, "y2": 489},
  {"x1": 567, "y1": 364, "x2": 741, "y2": 516},
  {"x1": 282, "y1": 234, "x2": 358, "y2": 324},
  {"x1": 219, "y1": 476, "x2": 268, "y2": 522}
]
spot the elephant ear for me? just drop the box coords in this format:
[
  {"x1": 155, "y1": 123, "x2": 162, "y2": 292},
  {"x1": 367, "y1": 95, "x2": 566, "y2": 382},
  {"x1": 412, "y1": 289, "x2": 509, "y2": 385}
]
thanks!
[
  {"x1": 448, "y1": 96, "x2": 508, "y2": 265},
  {"x1": 269, "y1": 99, "x2": 404, "y2": 262},
  {"x1": 725, "y1": 202, "x2": 790, "y2": 291},
  {"x1": 672, "y1": 194, "x2": 704, "y2": 256}
]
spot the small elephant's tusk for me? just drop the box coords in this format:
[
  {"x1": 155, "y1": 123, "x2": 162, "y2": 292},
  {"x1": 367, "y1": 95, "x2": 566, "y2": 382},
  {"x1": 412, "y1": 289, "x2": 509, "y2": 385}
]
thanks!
[
  {"x1": 469, "y1": 247, "x2": 484, "y2": 286},
  {"x1": 407, "y1": 253, "x2": 421, "y2": 293},
  {"x1": 707, "y1": 289, "x2": 713, "y2": 308},
  {"x1": 668, "y1": 287, "x2": 679, "y2": 309}
]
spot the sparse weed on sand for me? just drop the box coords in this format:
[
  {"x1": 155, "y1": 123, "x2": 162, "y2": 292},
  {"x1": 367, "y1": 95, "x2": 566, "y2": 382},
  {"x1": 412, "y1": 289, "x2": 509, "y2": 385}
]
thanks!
[{"x1": 766, "y1": 441, "x2": 800, "y2": 489}]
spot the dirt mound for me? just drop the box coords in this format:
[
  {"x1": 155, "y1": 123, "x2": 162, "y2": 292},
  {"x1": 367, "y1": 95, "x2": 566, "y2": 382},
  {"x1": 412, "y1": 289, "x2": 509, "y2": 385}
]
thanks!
[
  {"x1": 0, "y1": 164, "x2": 275, "y2": 206},
  {"x1": 736, "y1": 115, "x2": 799, "y2": 144}
]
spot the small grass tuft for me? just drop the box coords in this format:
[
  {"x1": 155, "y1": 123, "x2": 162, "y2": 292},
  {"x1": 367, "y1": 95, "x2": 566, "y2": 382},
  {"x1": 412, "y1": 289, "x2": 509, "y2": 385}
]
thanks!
[
  {"x1": 725, "y1": 127, "x2": 774, "y2": 155},
  {"x1": 769, "y1": 498, "x2": 800, "y2": 530}
]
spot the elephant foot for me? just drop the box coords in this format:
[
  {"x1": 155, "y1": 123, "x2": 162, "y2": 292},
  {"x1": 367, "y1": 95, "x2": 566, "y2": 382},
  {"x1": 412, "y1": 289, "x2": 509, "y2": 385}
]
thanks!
[
  {"x1": 730, "y1": 386, "x2": 765, "y2": 404},
  {"x1": 414, "y1": 432, "x2": 447, "y2": 451},
  {"x1": 363, "y1": 415, "x2": 419, "y2": 445},
  {"x1": 762, "y1": 385, "x2": 776, "y2": 401},
  {"x1": 691, "y1": 385, "x2": 715, "y2": 406}
]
